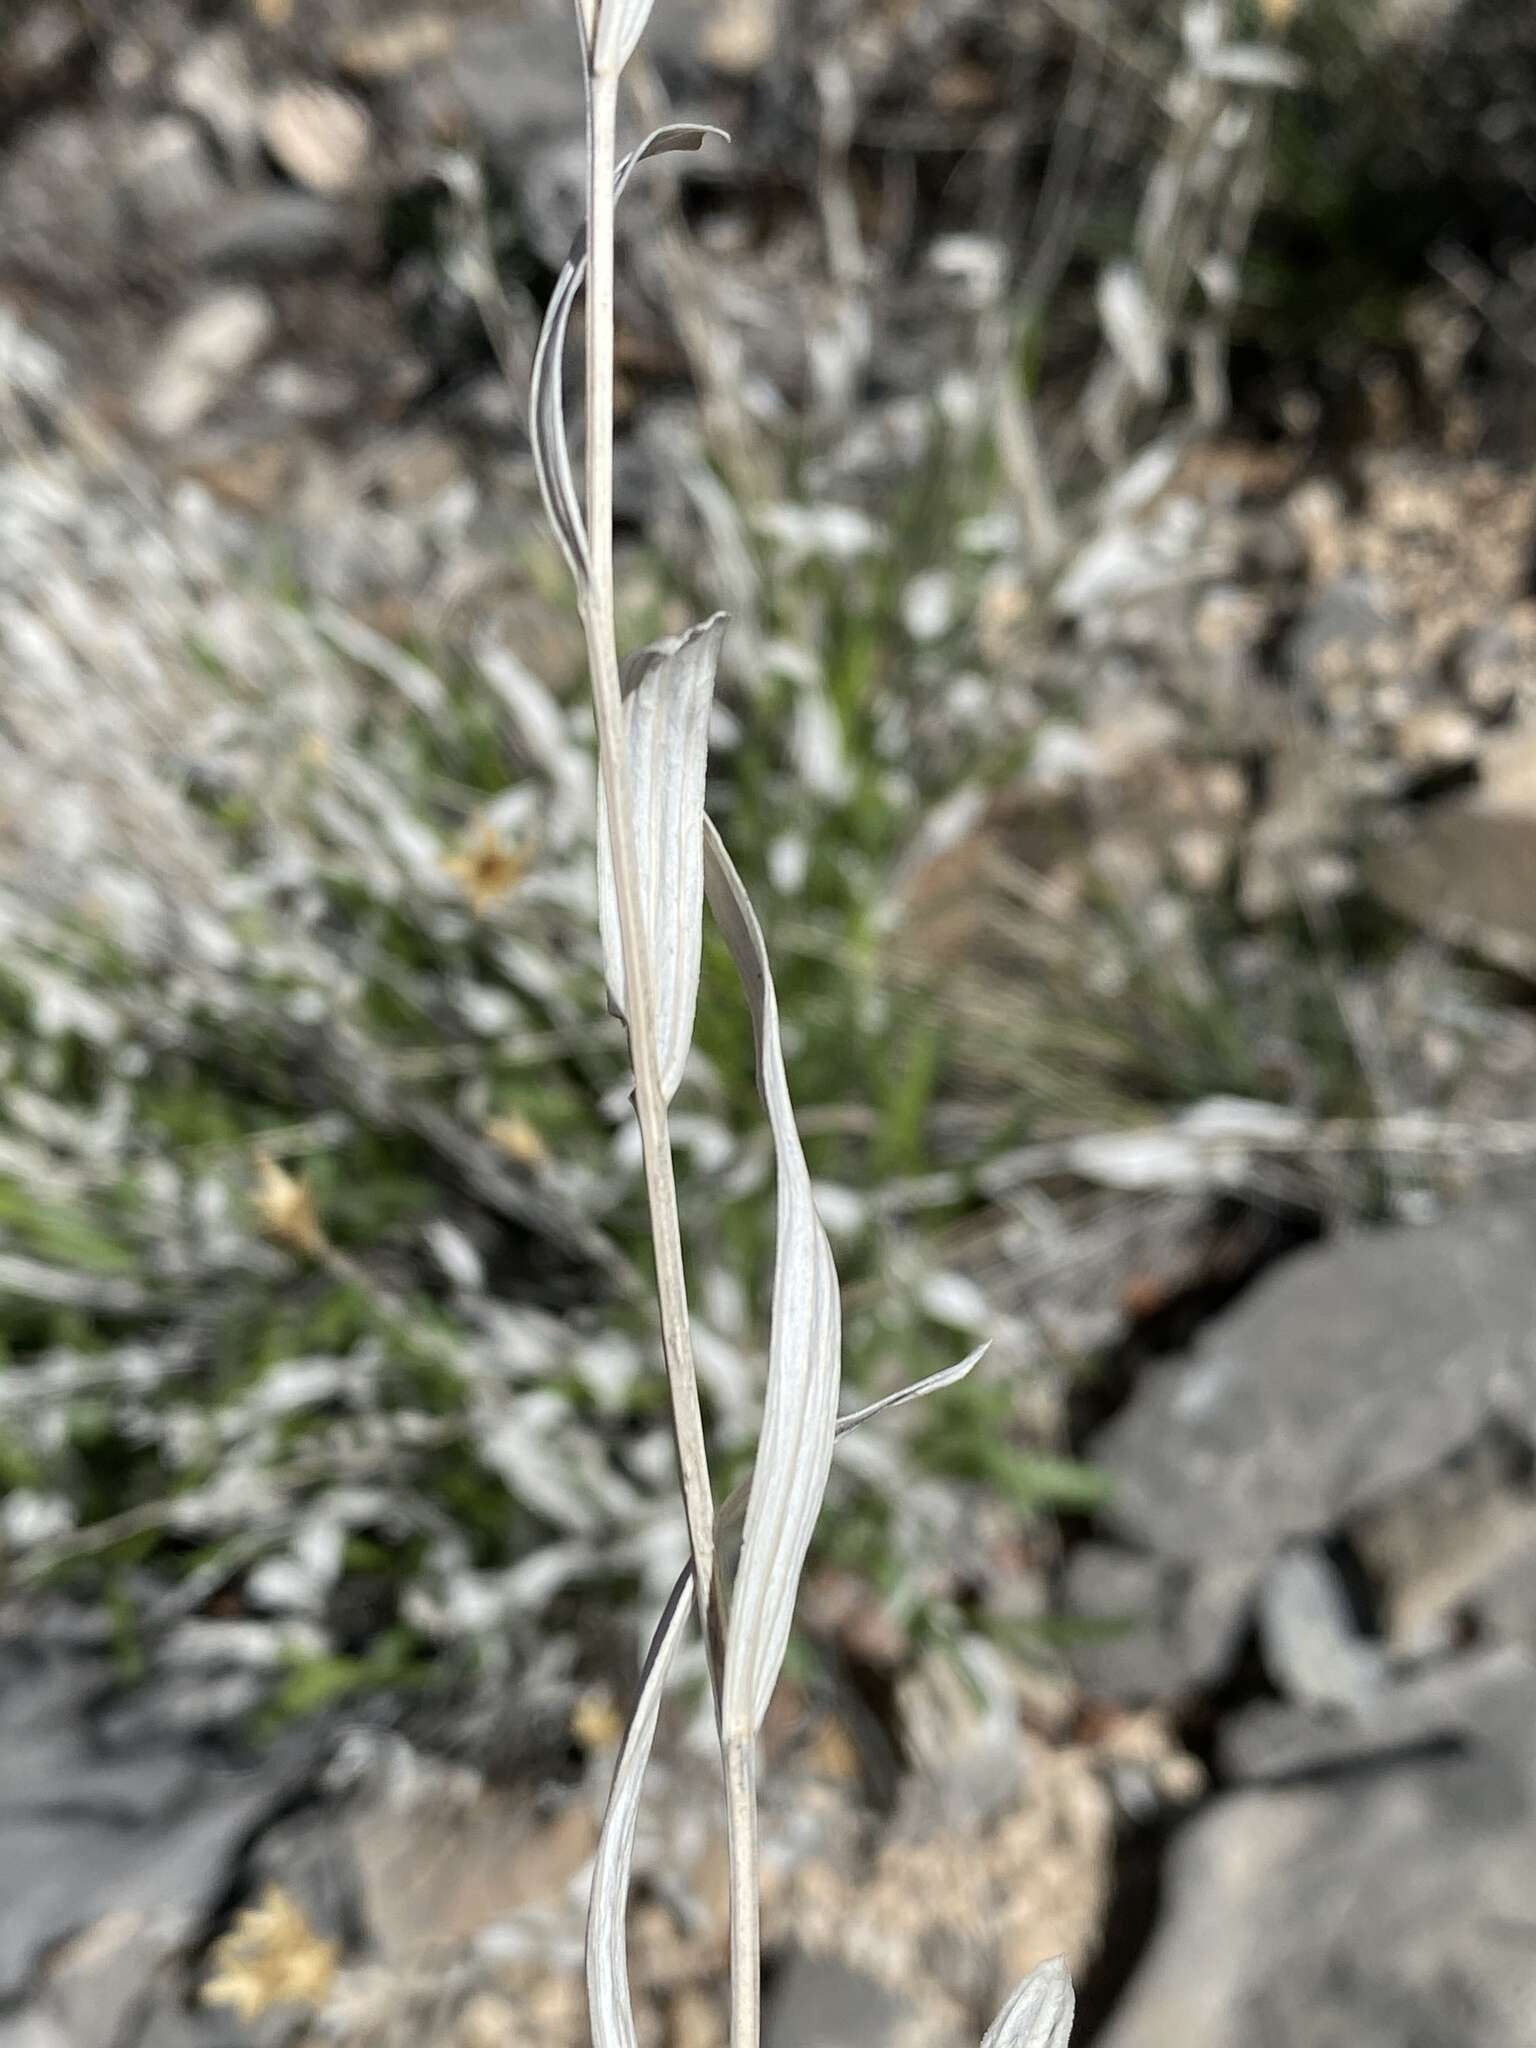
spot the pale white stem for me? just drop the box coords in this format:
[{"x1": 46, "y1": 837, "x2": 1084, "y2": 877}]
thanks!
[
  {"x1": 584, "y1": 62, "x2": 757, "y2": 2048},
  {"x1": 724, "y1": 1730, "x2": 761, "y2": 2048},
  {"x1": 581, "y1": 67, "x2": 723, "y2": 1688}
]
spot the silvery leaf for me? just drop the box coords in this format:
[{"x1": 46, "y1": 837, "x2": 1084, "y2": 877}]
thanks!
[
  {"x1": 1097, "y1": 262, "x2": 1168, "y2": 401},
  {"x1": 587, "y1": 1563, "x2": 689, "y2": 2048},
  {"x1": 836, "y1": 1341, "x2": 989, "y2": 1434},
  {"x1": 1258, "y1": 1541, "x2": 1386, "y2": 1714},
  {"x1": 586, "y1": 1343, "x2": 989, "y2": 2048},
  {"x1": 1181, "y1": 0, "x2": 1222, "y2": 61},
  {"x1": 982, "y1": 1956, "x2": 1075, "y2": 2048},
  {"x1": 592, "y1": 0, "x2": 661, "y2": 77},
  {"x1": 704, "y1": 814, "x2": 841, "y2": 1737},
  {"x1": 529, "y1": 126, "x2": 727, "y2": 592},
  {"x1": 596, "y1": 614, "x2": 727, "y2": 1099},
  {"x1": 1197, "y1": 43, "x2": 1305, "y2": 88},
  {"x1": 314, "y1": 605, "x2": 449, "y2": 723},
  {"x1": 528, "y1": 234, "x2": 587, "y2": 589}
]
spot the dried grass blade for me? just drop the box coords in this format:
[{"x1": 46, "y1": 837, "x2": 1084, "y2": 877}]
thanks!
[
  {"x1": 597, "y1": 615, "x2": 727, "y2": 1099},
  {"x1": 530, "y1": 126, "x2": 727, "y2": 594},
  {"x1": 703, "y1": 814, "x2": 840, "y2": 1739},
  {"x1": 981, "y1": 1957, "x2": 1075, "y2": 2048}
]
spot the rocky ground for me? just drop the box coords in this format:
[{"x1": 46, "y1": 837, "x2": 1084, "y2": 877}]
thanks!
[{"x1": 4, "y1": 0, "x2": 1536, "y2": 2044}]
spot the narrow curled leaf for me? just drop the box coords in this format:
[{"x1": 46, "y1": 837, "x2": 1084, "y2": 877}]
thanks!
[
  {"x1": 981, "y1": 1957, "x2": 1075, "y2": 2048},
  {"x1": 586, "y1": 1342, "x2": 990, "y2": 2048},
  {"x1": 529, "y1": 126, "x2": 728, "y2": 592},
  {"x1": 836, "y1": 1340, "x2": 990, "y2": 1435},
  {"x1": 586, "y1": 1563, "x2": 689, "y2": 2048},
  {"x1": 528, "y1": 249, "x2": 588, "y2": 591},
  {"x1": 597, "y1": 615, "x2": 727, "y2": 1098},
  {"x1": 704, "y1": 815, "x2": 840, "y2": 1737}
]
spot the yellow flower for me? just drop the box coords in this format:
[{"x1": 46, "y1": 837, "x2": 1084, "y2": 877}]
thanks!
[
  {"x1": 486, "y1": 1112, "x2": 549, "y2": 1167},
  {"x1": 443, "y1": 820, "x2": 533, "y2": 913},
  {"x1": 201, "y1": 1885, "x2": 339, "y2": 2020},
  {"x1": 571, "y1": 1686, "x2": 623, "y2": 1751},
  {"x1": 252, "y1": 1153, "x2": 328, "y2": 1260}
]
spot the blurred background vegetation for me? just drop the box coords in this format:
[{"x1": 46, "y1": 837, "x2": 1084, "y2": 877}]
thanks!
[{"x1": 2, "y1": 0, "x2": 1535, "y2": 1756}]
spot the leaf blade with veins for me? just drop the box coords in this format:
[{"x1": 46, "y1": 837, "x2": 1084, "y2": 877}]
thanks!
[
  {"x1": 597, "y1": 615, "x2": 727, "y2": 1100},
  {"x1": 704, "y1": 814, "x2": 841, "y2": 1739},
  {"x1": 981, "y1": 1956, "x2": 1075, "y2": 2048},
  {"x1": 592, "y1": 0, "x2": 662, "y2": 79}
]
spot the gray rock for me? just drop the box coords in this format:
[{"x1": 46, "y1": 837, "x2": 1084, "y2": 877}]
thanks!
[
  {"x1": 1089, "y1": 1205, "x2": 1536, "y2": 1565},
  {"x1": 0, "y1": 1651, "x2": 197, "y2": 1822},
  {"x1": 1257, "y1": 1543, "x2": 1386, "y2": 1713},
  {"x1": 119, "y1": 117, "x2": 225, "y2": 237},
  {"x1": 0, "y1": 113, "x2": 123, "y2": 301},
  {"x1": 439, "y1": 16, "x2": 584, "y2": 156},
  {"x1": 1101, "y1": 1653, "x2": 1536, "y2": 2048},
  {"x1": 189, "y1": 193, "x2": 353, "y2": 275},
  {"x1": 0, "y1": 2015, "x2": 71, "y2": 2048},
  {"x1": 1061, "y1": 1546, "x2": 1174, "y2": 1700},
  {"x1": 1281, "y1": 571, "x2": 1400, "y2": 691},
  {"x1": 1366, "y1": 736, "x2": 1536, "y2": 982},
  {"x1": 246, "y1": 1805, "x2": 367, "y2": 1949},
  {"x1": 1180, "y1": 1557, "x2": 1265, "y2": 1691},
  {"x1": 1, "y1": 1778, "x2": 293, "y2": 2004},
  {"x1": 1220, "y1": 1644, "x2": 1524, "y2": 1785},
  {"x1": 0, "y1": 1644, "x2": 302, "y2": 2005},
  {"x1": 765, "y1": 1951, "x2": 912, "y2": 2048},
  {"x1": 1061, "y1": 1546, "x2": 1252, "y2": 1703}
]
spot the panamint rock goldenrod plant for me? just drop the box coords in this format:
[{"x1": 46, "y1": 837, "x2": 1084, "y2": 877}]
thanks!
[{"x1": 529, "y1": 5, "x2": 1075, "y2": 2045}]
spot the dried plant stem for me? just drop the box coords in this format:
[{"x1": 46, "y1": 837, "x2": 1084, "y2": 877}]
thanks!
[
  {"x1": 993, "y1": 320, "x2": 1064, "y2": 570},
  {"x1": 583, "y1": 69, "x2": 757, "y2": 2041},
  {"x1": 581, "y1": 68, "x2": 722, "y2": 1686},
  {"x1": 724, "y1": 1731, "x2": 761, "y2": 2048}
]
